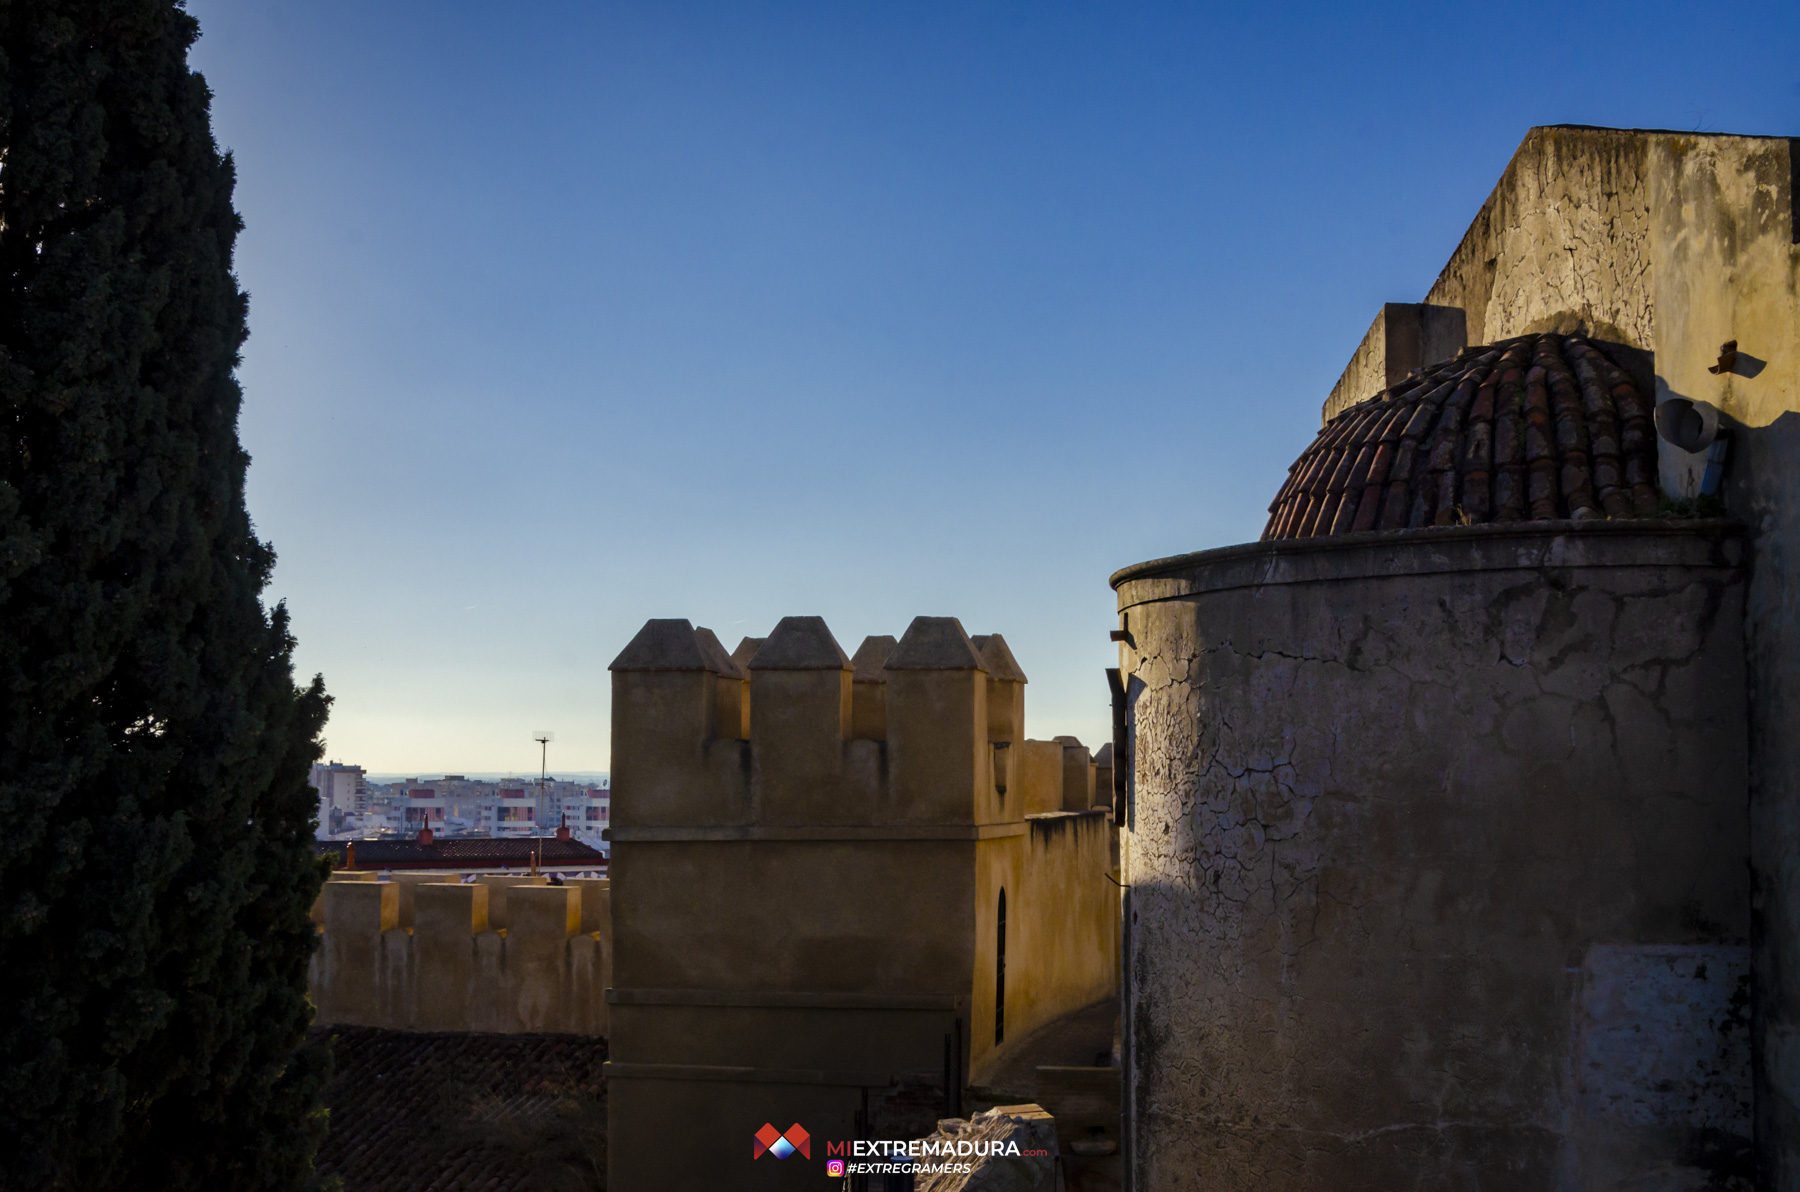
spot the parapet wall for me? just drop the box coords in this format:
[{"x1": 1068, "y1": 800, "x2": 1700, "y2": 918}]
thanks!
[
  {"x1": 308, "y1": 875, "x2": 611, "y2": 1036},
  {"x1": 1321, "y1": 128, "x2": 1667, "y2": 431},
  {"x1": 609, "y1": 616, "x2": 1107, "y2": 834},
  {"x1": 606, "y1": 614, "x2": 1121, "y2": 1191},
  {"x1": 972, "y1": 809, "x2": 1120, "y2": 1082},
  {"x1": 1321, "y1": 302, "x2": 1468, "y2": 424},
  {"x1": 1425, "y1": 125, "x2": 1657, "y2": 353}
]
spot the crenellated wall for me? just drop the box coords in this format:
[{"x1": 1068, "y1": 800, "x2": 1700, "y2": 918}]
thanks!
[
  {"x1": 308, "y1": 874, "x2": 611, "y2": 1036},
  {"x1": 605, "y1": 614, "x2": 1119, "y2": 1192}
]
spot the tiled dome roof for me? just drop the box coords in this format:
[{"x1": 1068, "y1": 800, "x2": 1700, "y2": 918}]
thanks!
[{"x1": 1263, "y1": 333, "x2": 1659, "y2": 541}]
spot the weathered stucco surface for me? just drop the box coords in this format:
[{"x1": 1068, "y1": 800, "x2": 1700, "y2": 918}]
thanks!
[
  {"x1": 606, "y1": 616, "x2": 1118, "y2": 1191},
  {"x1": 1317, "y1": 128, "x2": 1800, "y2": 1183},
  {"x1": 1113, "y1": 522, "x2": 1749, "y2": 1191},
  {"x1": 1425, "y1": 126, "x2": 1656, "y2": 350},
  {"x1": 1321, "y1": 303, "x2": 1467, "y2": 425},
  {"x1": 1576, "y1": 945, "x2": 1750, "y2": 1136},
  {"x1": 308, "y1": 876, "x2": 611, "y2": 1035},
  {"x1": 973, "y1": 811, "x2": 1119, "y2": 1087},
  {"x1": 1642, "y1": 132, "x2": 1800, "y2": 1188}
]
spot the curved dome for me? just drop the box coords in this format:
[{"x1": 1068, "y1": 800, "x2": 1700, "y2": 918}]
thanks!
[{"x1": 1263, "y1": 333, "x2": 1659, "y2": 540}]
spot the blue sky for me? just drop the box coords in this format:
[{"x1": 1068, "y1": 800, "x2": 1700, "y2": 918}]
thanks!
[{"x1": 184, "y1": 0, "x2": 1800, "y2": 773}]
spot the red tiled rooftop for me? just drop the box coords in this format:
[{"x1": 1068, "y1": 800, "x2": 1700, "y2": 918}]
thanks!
[
  {"x1": 316, "y1": 836, "x2": 607, "y2": 870},
  {"x1": 313, "y1": 1026, "x2": 606, "y2": 1192},
  {"x1": 1263, "y1": 333, "x2": 1659, "y2": 540}
]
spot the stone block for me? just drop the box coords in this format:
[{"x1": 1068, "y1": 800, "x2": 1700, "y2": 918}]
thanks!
[{"x1": 412, "y1": 883, "x2": 488, "y2": 1031}]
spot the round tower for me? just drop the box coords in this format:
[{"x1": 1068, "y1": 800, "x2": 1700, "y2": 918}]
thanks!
[{"x1": 1114, "y1": 334, "x2": 1752, "y2": 1190}]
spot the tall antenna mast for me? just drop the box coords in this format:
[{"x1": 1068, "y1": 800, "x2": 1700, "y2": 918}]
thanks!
[{"x1": 532, "y1": 731, "x2": 553, "y2": 835}]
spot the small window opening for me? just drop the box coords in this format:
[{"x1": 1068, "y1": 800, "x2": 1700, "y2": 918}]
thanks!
[{"x1": 995, "y1": 888, "x2": 1007, "y2": 1045}]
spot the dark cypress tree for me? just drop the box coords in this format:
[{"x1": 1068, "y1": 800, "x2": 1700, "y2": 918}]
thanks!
[{"x1": 0, "y1": 2, "x2": 333, "y2": 1188}]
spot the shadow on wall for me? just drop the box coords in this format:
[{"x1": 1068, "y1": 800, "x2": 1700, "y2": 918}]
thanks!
[
  {"x1": 1114, "y1": 521, "x2": 1751, "y2": 1191},
  {"x1": 1728, "y1": 409, "x2": 1800, "y2": 1184}
]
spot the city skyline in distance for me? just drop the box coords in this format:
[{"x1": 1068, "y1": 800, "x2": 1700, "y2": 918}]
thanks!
[{"x1": 362, "y1": 771, "x2": 611, "y2": 784}]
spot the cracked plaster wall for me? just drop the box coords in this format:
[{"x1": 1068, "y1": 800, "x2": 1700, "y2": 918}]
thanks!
[
  {"x1": 1641, "y1": 132, "x2": 1800, "y2": 1188},
  {"x1": 1425, "y1": 126, "x2": 1657, "y2": 351},
  {"x1": 1322, "y1": 304, "x2": 1469, "y2": 425},
  {"x1": 1113, "y1": 523, "x2": 1748, "y2": 1191}
]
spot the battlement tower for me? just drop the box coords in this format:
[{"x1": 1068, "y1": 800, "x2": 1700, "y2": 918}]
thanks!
[{"x1": 605, "y1": 614, "x2": 1119, "y2": 1190}]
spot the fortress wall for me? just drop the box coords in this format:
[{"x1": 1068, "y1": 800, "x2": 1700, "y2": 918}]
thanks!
[
  {"x1": 608, "y1": 838, "x2": 976, "y2": 999},
  {"x1": 1641, "y1": 131, "x2": 1800, "y2": 1187},
  {"x1": 308, "y1": 877, "x2": 610, "y2": 1036},
  {"x1": 1325, "y1": 127, "x2": 1663, "y2": 428},
  {"x1": 606, "y1": 614, "x2": 1120, "y2": 1191},
  {"x1": 605, "y1": 616, "x2": 984, "y2": 1191},
  {"x1": 310, "y1": 867, "x2": 375, "y2": 925},
  {"x1": 752, "y1": 666, "x2": 856, "y2": 822},
  {"x1": 971, "y1": 811, "x2": 1121, "y2": 1082},
  {"x1": 1321, "y1": 303, "x2": 1468, "y2": 425},
  {"x1": 311, "y1": 869, "x2": 569, "y2": 931},
  {"x1": 1113, "y1": 521, "x2": 1749, "y2": 1191},
  {"x1": 1057, "y1": 739, "x2": 1096, "y2": 811},
  {"x1": 609, "y1": 617, "x2": 1016, "y2": 832},
  {"x1": 1425, "y1": 126, "x2": 1657, "y2": 352},
  {"x1": 610, "y1": 667, "x2": 750, "y2": 829},
  {"x1": 886, "y1": 668, "x2": 989, "y2": 824},
  {"x1": 1329, "y1": 127, "x2": 1800, "y2": 1187},
  {"x1": 1018, "y1": 740, "x2": 1066, "y2": 818}
]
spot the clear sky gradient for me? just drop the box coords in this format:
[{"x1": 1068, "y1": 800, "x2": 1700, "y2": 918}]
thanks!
[{"x1": 184, "y1": 0, "x2": 1800, "y2": 774}]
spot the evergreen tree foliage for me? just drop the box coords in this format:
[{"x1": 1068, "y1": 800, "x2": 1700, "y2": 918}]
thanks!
[{"x1": 0, "y1": 2, "x2": 332, "y2": 1187}]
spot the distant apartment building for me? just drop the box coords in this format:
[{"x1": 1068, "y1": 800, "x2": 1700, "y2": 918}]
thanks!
[
  {"x1": 307, "y1": 762, "x2": 366, "y2": 837},
  {"x1": 325, "y1": 773, "x2": 611, "y2": 843},
  {"x1": 491, "y1": 787, "x2": 537, "y2": 836},
  {"x1": 501, "y1": 780, "x2": 610, "y2": 849},
  {"x1": 403, "y1": 786, "x2": 446, "y2": 829},
  {"x1": 564, "y1": 783, "x2": 610, "y2": 852}
]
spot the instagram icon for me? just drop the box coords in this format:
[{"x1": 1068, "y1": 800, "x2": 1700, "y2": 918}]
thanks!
[{"x1": 826, "y1": 1159, "x2": 846, "y2": 1177}]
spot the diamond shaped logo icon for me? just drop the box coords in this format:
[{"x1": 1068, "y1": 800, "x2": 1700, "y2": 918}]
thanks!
[{"x1": 752, "y1": 1122, "x2": 811, "y2": 1160}]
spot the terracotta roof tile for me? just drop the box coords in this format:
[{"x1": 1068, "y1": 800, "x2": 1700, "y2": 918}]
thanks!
[
  {"x1": 316, "y1": 837, "x2": 607, "y2": 871},
  {"x1": 313, "y1": 1026, "x2": 607, "y2": 1192},
  {"x1": 1264, "y1": 334, "x2": 1659, "y2": 540}
]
